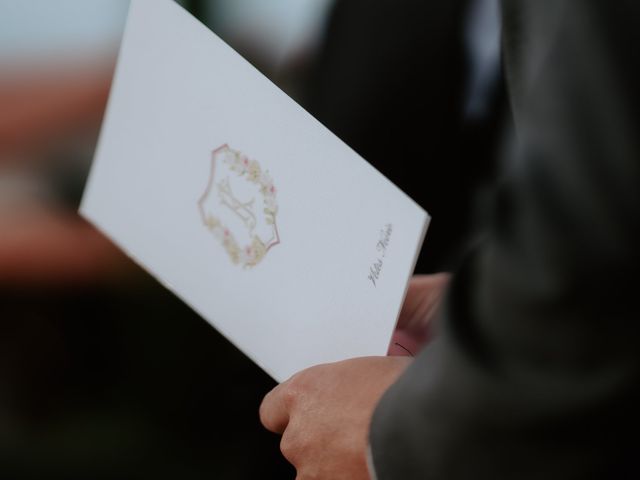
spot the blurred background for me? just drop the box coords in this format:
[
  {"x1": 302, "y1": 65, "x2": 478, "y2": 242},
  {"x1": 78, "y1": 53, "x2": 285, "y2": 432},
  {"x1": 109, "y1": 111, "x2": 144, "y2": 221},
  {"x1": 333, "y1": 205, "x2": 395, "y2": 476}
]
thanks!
[{"x1": 0, "y1": 0, "x2": 505, "y2": 478}]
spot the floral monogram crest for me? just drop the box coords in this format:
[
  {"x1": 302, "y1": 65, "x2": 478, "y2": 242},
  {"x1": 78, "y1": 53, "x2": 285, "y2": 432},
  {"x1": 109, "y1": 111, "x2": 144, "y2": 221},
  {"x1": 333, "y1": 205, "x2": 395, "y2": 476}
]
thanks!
[{"x1": 198, "y1": 145, "x2": 280, "y2": 267}]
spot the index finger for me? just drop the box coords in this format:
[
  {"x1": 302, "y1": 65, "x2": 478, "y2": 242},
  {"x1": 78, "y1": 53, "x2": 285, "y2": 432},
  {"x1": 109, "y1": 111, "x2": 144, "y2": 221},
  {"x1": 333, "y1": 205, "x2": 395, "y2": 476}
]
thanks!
[{"x1": 259, "y1": 381, "x2": 291, "y2": 434}]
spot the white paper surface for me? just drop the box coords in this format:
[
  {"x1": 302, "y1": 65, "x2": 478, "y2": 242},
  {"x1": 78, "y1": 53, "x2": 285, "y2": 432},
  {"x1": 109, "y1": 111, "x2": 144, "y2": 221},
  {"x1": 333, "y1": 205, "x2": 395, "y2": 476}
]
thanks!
[{"x1": 80, "y1": 0, "x2": 429, "y2": 382}]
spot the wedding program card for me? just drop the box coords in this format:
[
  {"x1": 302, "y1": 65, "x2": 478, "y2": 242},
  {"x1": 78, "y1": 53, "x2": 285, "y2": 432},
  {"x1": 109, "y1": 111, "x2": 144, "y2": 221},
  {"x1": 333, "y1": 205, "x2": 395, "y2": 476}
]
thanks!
[{"x1": 80, "y1": 0, "x2": 429, "y2": 382}]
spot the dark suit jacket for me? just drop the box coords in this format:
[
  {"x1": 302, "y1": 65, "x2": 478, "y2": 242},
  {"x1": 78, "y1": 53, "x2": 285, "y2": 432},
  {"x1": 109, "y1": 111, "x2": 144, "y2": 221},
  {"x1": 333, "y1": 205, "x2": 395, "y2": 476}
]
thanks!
[
  {"x1": 306, "y1": 0, "x2": 506, "y2": 273},
  {"x1": 370, "y1": 1, "x2": 640, "y2": 478}
]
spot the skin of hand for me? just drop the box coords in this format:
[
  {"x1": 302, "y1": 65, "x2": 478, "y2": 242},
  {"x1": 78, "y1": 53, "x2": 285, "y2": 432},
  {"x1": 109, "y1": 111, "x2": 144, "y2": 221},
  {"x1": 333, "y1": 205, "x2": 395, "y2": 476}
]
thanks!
[
  {"x1": 259, "y1": 356, "x2": 412, "y2": 480},
  {"x1": 259, "y1": 273, "x2": 449, "y2": 478},
  {"x1": 388, "y1": 273, "x2": 450, "y2": 356}
]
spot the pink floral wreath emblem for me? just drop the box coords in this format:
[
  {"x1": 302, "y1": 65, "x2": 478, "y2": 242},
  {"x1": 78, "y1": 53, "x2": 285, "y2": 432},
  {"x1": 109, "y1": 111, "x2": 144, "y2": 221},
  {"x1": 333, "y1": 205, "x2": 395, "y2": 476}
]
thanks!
[{"x1": 198, "y1": 144, "x2": 280, "y2": 268}]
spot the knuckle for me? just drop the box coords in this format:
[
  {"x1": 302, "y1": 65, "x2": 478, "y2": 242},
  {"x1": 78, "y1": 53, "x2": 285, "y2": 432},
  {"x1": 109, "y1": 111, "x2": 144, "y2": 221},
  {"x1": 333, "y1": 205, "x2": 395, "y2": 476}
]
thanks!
[{"x1": 283, "y1": 374, "x2": 306, "y2": 405}]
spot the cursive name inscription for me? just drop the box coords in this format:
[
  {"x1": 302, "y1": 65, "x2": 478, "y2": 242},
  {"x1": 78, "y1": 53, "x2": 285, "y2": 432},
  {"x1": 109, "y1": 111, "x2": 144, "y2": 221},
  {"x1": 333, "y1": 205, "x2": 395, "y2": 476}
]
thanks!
[{"x1": 368, "y1": 224, "x2": 393, "y2": 287}]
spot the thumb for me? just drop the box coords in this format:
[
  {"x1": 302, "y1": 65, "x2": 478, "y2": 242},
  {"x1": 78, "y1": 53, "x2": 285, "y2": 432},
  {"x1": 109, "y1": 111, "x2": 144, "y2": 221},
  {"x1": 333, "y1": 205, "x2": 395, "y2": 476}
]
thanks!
[{"x1": 397, "y1": 273, "x2": 450, "y2": 332}]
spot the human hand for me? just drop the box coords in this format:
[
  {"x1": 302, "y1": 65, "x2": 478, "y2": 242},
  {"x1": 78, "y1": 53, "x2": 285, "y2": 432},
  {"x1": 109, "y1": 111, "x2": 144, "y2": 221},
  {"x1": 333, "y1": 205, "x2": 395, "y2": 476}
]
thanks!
[
  {"x1": 259, "y1": 356, "x2": 412, "y2": 480},
  {"x1": 388, "y1": 273, "x2": 450, "y2": 356}
]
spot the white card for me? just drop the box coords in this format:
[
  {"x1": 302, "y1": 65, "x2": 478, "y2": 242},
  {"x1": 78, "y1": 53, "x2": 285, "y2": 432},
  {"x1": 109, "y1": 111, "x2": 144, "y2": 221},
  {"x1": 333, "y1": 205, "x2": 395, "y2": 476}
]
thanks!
[{"x1": 80, "y1": 0, "x2": 429, "y2": 382}]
